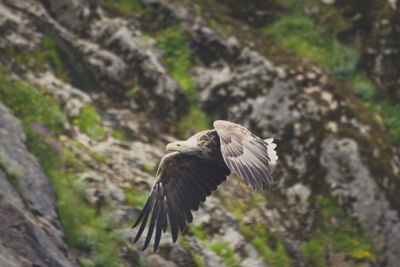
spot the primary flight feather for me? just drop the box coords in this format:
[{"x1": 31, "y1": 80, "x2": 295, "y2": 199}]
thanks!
[{"x1": 132, "y1": 120, "x2": 278, "y2": 251}]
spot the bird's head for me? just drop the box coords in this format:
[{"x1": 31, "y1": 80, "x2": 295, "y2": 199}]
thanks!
[
  {"x1": 166, "y1": 135, "x2": 202, "y2": 152},
  {"x1": 166, "y1": 140, "x2": 196, "y2": 152}
]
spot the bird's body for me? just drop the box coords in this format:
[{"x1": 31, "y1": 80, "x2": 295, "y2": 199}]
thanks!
[{"x1": 132, "y1": 120, "x2": 278, "y2": 251}]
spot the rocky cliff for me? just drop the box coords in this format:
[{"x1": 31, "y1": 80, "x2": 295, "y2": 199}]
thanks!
[{"x1": 0, "y1": 0, "x2": 399, "y2": 266}]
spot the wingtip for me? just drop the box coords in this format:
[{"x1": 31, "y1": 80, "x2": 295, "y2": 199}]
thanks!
[{"x1": 265, "y1": 138, "x2": 278, "y2": 165}]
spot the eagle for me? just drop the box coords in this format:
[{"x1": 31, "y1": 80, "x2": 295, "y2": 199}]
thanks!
[{"x1": 132, "y1": 120, "x2": 278, "y2": 251}]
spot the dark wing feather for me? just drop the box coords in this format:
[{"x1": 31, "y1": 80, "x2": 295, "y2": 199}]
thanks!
[
  {"x1": 214, "y1": 120, "x2": 274, "y2": 189},
  {"x1": 132, "y1": 152, "x2": 228, "y2": 251}
]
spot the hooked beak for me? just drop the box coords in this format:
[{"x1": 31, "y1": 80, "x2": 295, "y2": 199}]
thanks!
[
  {"x1": 166, "y1": 141, "x2": 188, "y2": 152},
  {"x1": 166, "y1": 143, "x2": 176, "y2": 151}
]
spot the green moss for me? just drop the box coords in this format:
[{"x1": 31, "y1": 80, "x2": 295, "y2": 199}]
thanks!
[
  {"x1": 302, "y1": 196, "x2": 378, "y2": 264},
  {"x1": 180, "y1": 237, "x2": 206, "y2": 267},
  {"x1": 127, "y1": 86, "x2": 141, "y2": 99},
  {"x1": 112, "y1": 130, "x2": 125, "y2": 141},
  {"x1": 124, "y1": 187, "x2": 148, "y2": 208},
  {"x1": 0, "y1": 68, "x2": 124, "y2": 266},
  {"x1": 188, "y1": 224, "x2": 209, "y2": 241},
  {"x1": 6, "y1": 165, "x2": 24, "y2": 180},
  {"x1": 227, "y1": 197, "x2": 292, "y2": 267},
  {"x1": 42, "y1": 36, "x2": 69, "y2": 81},
  {"x1": 209, "y1": 242, "x2": 240, "y2": 267},
  {"x1": 209, "y1": 19, "x2": 232, "y2": 36},
  {"x1": 372, "y1": 102, "x2": 400, "y2": 144},
  {"x1": 252, "y1": 236, "x2": 292, "y2": 267},
  {"x1": 0, "y1": 155, "x2": 24, "y2": 180},
  {"x1": 75, "y1": 105, "x2": 107, "y2": 141},
  {"x1": 103, "y1": 0, "x2": 144, "y2": 14},
  {"x1": 283, "y1": 0, "x2": 304, "y2": 13},
  {"x1": 0, "y1": 68, "x2": 67, "y2": 134},
  {"x1": 157, "y1": 26, "x2": 197, "y2": 103},
  {"x1": 177, "y1": 107, "x2": 211, "y2": 138},
  {"x1": 192, "y1": 252, "x2": 206, "y2": 267},
  {"x1": 301, "y1": 238, "x2": 327, "y2": 267},
  {"x1": 142, "y1": 163, "x2": 156, "y2": 175},
  {"x1": 351, "y1": 73, "x2": 375, "y2": 100},
  {"x1": 5, "y1": 36, "x2": 68, "y2": 81},
  {"x1": 157, "y1": 26, "x2": 210, "y2": 135},
  {"x1": 262, "y1": 15, "x2": 358, "y2": 80},
  {"x1": 72, "y1": 141, "x2": 107, "y2": 164}
]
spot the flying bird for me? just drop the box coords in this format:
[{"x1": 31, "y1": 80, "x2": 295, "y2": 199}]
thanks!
[{"x1": 132, "y1": 120, "x2": 278, "y2": 251}]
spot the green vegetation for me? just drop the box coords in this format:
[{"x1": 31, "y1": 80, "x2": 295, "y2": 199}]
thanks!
[
  {"x1": 142, "y1": 163, "x2": 156, "y2": 175},
  {"x1": 301, "y1": 238, "x2": 326, "y2": 267},
  {"x1": 6, "y1": 165, "x2": 24, "y2": 180},
  {"x1": 157, "y1": 26, "x2": 197, "y2": 102},
  {"x1": 372, "y1": 102, "x2": 400, "y2": 144},
  {"x1": 262, "y1": 2, "x2": 400, "y2": 145},
  {"x1": 188, "y1": 224, "x2": 209, "y2": 241},
  {"x1": 226, "y1": 197, "x2": 292, "y2": 267},
  {"x1": 252, "y1": 235, "x2": 291, "y2": 267},
  {"x1": 209, "y1": 19, "x2": 233, "y2": 37},
  {"x1": 112, "y1": 130, "x2": 125, "y2": 140},
  {"x1": 127, "y1": 85, "x2": 141, "y2": 99},
  {"x1": 157, "y1": 26, "x2": 210, "y2": 136},
  {"x1": 352, "y1": 73, "x2": 375, "y2": 101},
  {"x1": 188, "y1": 224, "x2": 241, "y2": 267},
  {"x1": 72, "y1": 140, "x2": 107, "y2": 164},
  {"x1": 176, "y1": 107, "x2": 211, "y2": 137},
  {"x1": 0, "y1": 69, "x2": 67, "y2": 135},
  {"x1": 0, "y1": 156, "x2": 24, "y2": 180},
  {"x1": 209, "y1": 242, "x2": 240, "y2": 267},
  {"x1": 180, "y1": 237, "x2": 206, "y2": 267},
  {"x1": 103, "y1": 0, "x2": 144, "y2": 14},
  {"x1": 192, "y1": 252, "x2": 206, "y2": 267},
  {"x1": 124, "y1": 187, "x2": 148, "y2": 207},
  {"x1": 262, "y1": 15, "x2": 358, "y2": 80},
  {"x1": 5, "y1": 36, "x2": 68, "y2": 81},
  {"x1": 300, "y1": 196, "x2": 377, "y2": 265},
  {"x1": 0, "y1": 68, "x2": 126, "y2": 266},
  {"x1": 75, "y1": 104, "x2": 107, "y2": 141}
]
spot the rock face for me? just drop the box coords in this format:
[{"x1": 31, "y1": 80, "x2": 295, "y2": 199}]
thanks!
[
  {"x1": 0, "y1": 103, "x2": 77, "y2": 267},
  {"x1": 0, "y1": 0, "x2": 399, "y2": 266}
]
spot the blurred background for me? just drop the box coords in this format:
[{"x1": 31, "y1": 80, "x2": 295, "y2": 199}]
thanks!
[{"x1": 0, "y1": 0, "x2": 399, "y2": 266}]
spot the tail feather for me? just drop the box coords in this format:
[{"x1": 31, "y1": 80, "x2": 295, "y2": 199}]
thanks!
[{"x1": 264, "y1": 138, "x2": 278, "y2": 166}]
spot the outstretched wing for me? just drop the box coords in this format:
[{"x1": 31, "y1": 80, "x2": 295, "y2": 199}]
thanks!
[
  {"x1": 213, "y1": 120, "x2": 276, "y2": 189},
  {"x1": 132, "y1": 152, "x2": 229, "y2": 252}
]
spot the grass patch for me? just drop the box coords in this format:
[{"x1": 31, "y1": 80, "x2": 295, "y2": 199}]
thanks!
[
  {"x1": 372, "y1": 102, "x2": 400, "y2": 144},
  {"x1": 124, "y1": 187, "x2": 148, "y2": 207},
  {"x1": 103, "y1": 0, "x2": 144, "y2": 14},
  {"x1": 300, "y1": 196, "x2": 378, "y2": 264},
  {"x1": 351, "y1": 73, "x2": 375, "y2": 101},
  {"x1": 0, "y1": 68, "x2": 125, "y2": 266},
  {"x1": 73, "y1": 140, "x2": 107, "y2": 164},
  {"x1": 112, "y1": 130, "x2": 125, "y2": 140},
  {"x1": 262, "y1": 15, "x2": 358, "y2": 81},
  {"x1": 187, "y1": 224, "x2": 242, "y2": 266},
  {"x1": 301, "y1": 238, "x2": 326, "y2": 267},
  {"x1": 157, "y1": 26, "x2": 197, "y2": 103},
  {"x1": 209, "y1": 242, "x2": 240, "y2": 267},
  {"x1": 75, "y1": 104, "x2": 107, "y2": 141},
  {"x1": 252, "y1": 236, "x2": 292, "y2": 267},
  {"x1": 5, "y1": 36, "x2": 68, "y2": 81},
  {"x1": 188, "y1": 224, "x2": 209, "y2": 241},
  {"x1": 180, "y1": 237, "x2": 206, "y2": 267},
  {"x1": 0, "y1": 68, "x2": 67, "y2": 134},
  {"x1": 226, "y1": 198, "x2": 292, "y2": 267},
  {"x1": 6, "y1": 165, "x2": 24, "y2": 180},
  {"x1": 177, "y1": 107, "x2": 211, "y2": 137},
  {"x1": 157, "y1": 26, "x2": 211, "y2": 136}
]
